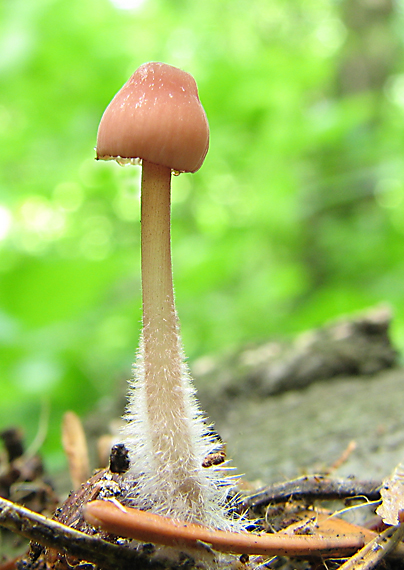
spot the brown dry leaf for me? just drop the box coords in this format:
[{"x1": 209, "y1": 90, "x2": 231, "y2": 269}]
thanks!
[
  {"x1": 62, "y1": 411, "x2": 90, "y2": 490},
  {"x1": 376, "y1": 463, "x2": 404, "y2": 525}
]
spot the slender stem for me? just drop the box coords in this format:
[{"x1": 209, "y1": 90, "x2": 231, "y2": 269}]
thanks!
[
  {"x1": 141, "y1": 160, "x2": 175, "y2": 329},
  {"x1": 140, "y1": 160, "x2": 202, "y2": 510}
]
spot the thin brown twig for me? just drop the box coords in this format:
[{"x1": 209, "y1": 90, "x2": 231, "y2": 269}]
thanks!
[
  {"x1": 84, "y1": 500, "x2": 379, "y2": 559},
  {"x1": 336, "y1": 522, "x2": 404, "y2": 570},
  {"x1": 244, "y1": 476, "x2": 382, "y2": 511},
  {"x1": 0, "y1": 497, "x2": 176, "y2": 570},
  {"x1": 328, "y1": 441, "x2": 357, "y2": 474}
]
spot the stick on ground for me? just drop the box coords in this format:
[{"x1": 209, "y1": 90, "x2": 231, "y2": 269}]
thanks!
[
  {"x1": 0, "y1": 497, "x2": 176, "y2": 570},
  {"x1": 244, "y1": 476, "x2": 382, "y2": 511}
]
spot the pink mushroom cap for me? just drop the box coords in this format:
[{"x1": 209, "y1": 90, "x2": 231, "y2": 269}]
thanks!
[{"x1": 96, "y1": 62, "x2": 209, "y2": 173}]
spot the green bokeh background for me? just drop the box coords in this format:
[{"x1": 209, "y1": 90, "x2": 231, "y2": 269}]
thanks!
[{"x1": 1, "y1": 0, "x2": 404, "y2": 469}]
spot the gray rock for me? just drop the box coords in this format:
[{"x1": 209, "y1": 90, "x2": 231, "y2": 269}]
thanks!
[
  {"x1": 192, "y1": 306, "x2": 403, "y2": 484},
  {"x1": 217, "y1": 369, "x2": 404, "y2": 484}
]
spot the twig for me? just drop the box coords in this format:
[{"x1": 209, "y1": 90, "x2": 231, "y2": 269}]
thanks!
[
  {"x1": 244, "y1": 476, "x2": 381, "y2": 511},
  {"x1": 337, "y1": 522, "x2": 404, "y2": 570},
  {"x1": 328, "y1": 441, "x2": 357, "y2": 474},
  {"x1": 85, "y1": 500, "x2": 370, "y2": 558},
  {"x1": 0, "y1": 497, "x2": 175, "y2": 570}
]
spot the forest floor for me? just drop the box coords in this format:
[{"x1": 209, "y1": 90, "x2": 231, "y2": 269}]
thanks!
[{"x1": 2, "y1": 304, "x2": 404, "y2": 569}]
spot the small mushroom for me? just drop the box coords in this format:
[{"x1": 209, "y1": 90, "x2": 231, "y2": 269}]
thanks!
[
  {"x1": 96, "y1": 61, "x2": 209, "y2": 172},
  {"x1": 96, "y1": 62, "x2": 236, "y2": 528}
]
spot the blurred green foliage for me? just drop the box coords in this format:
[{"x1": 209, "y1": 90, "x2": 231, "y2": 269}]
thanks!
[{"x1": 1, "y1": 0, "x2": 404, "y2": 468}]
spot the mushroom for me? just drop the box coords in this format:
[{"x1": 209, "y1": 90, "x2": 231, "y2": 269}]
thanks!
[{"x1": 96, "y1": 62, "x2": 237, "y2": 528}]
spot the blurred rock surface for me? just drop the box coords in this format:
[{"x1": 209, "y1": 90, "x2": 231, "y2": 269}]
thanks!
[{"x1": 192, "y1": 305, "x2": 403, "y2": 484}]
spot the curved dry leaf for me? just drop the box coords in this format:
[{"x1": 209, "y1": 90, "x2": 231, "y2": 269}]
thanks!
[{"x1": 376, "y1": 463, "x2": 404, "y2": 525}]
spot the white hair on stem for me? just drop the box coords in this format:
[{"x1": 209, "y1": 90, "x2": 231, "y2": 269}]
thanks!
[
  {"x1": 121, "y1": 323, "x2": 242, "y2": 530},
  {"x1": 117, "y1": 161, "x2": 244, "y2": 531}
]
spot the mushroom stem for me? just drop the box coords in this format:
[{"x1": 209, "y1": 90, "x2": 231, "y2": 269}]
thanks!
[
  {"x1": 141, "y1": 160, "x2": 174, "y2": 329},
  {"x1": 138, "y1": 160, "x2": 203, "y2": 515}
]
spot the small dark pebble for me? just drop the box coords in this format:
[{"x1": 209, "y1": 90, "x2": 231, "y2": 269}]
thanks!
[
  {"x1": 139, "y1": 543, "x2": 155, "y2": 555},
  {"x1": 109, "y1": 444, "x2": 130, "y2": 474}
]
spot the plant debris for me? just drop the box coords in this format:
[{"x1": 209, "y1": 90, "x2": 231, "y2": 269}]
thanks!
[{"x1": 1, "y1": 417, "x2": 404, "y2": 570}]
